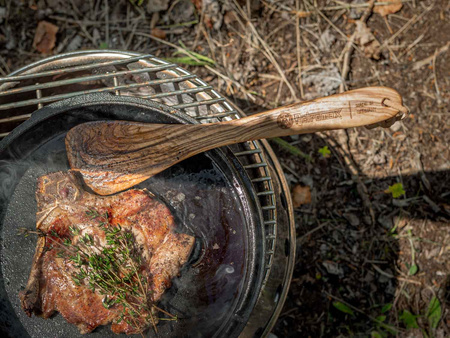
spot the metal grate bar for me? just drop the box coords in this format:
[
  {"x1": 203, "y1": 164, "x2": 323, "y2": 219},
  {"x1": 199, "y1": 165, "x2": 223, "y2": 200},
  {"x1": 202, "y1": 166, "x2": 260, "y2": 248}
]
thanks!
[
  {"x1": 0, "y1": 74, "x2": 196, "y2": 110},
  {"x1": 0, "y1": 113, "x2": 32, "y2": 124},
  {"x1": 172, "y1": 97, "x2": 226, "y2": 109},
  {"x1": 0, "y1": 53, "x2": 157, "y2": 84},
  {"x1": 257, "y1": 190, "x2": 275, "y2": 196},
  {"x1": 251, "y1": 176, "x2": 272, "y2": 183},
  {"x1": 195, "y1": 111, "x2": 238, "y2": 120},
  {"x1": 244, "y1": 162, "x2": 268, "y2": 169},
  {"x1": 143, "y1": 85, "x2": 213, "y2": 99},
  {"x1": 0, "y1": 64, "x2": 176, "y2": 97},
  {"x1": 264, "y1": 220, "x2": 276, "y2": 225},
  {"x1": 262, "y1": 205, "x2": 276, "y2": 210},
  {"x1": 234, "y1": 149, "x2": 262, "y2": 156}
]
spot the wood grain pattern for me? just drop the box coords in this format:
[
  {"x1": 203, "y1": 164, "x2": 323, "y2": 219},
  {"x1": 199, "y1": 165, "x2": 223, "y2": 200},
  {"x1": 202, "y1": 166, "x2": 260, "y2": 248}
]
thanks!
[{"x1": 66, "y1": 86, "x2": 407, "y2": 195}]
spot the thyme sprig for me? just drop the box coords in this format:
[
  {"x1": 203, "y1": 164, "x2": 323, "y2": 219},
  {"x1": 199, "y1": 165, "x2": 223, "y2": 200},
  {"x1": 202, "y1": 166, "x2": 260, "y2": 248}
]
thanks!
[{"x1": 18, "y1": 207, "x2": 178, "y2": 334}]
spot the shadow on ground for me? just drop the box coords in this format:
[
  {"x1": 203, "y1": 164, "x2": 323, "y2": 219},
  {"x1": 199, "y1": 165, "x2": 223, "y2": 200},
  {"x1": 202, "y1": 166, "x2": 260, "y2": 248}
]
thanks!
[{"x1": 228, "y1": 97, "x2": 450, "y2": 337}]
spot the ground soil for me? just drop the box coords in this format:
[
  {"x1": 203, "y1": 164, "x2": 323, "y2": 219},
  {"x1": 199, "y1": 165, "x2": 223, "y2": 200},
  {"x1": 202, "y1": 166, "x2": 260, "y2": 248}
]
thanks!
[{"x1": 0, "y1": 0, "x2": 449, "y2": 337}]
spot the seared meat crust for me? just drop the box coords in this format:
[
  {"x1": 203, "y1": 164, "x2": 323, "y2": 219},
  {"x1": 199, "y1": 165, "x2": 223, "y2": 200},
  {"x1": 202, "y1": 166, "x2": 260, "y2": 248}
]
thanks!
[{"x1": 19, "y1": 171, "x2": 194, "y2": 334}]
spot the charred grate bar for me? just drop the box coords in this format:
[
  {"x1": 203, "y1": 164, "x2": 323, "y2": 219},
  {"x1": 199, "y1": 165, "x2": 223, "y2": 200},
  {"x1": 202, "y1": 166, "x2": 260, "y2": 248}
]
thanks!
[{"x1": 0, "y1": 50, "x2": 278, "y2": 284}]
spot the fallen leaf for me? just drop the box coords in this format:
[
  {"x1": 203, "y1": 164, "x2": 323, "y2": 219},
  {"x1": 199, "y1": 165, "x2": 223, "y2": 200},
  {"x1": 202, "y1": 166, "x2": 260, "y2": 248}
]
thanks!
[
  {"x1": 292, "y1": 10, "x2": 312, "y2": 18},
  {"x1": 292, "y1": 185, "x2": 311, "y2": 208},
  {"x1": 374, "y1": 0, "x2": 403, "y2": 17},
  {"x1": 426, "y1": 296, "x2": 442, "y2": 329},
  {"x1": 399, "y1": 310, "x2": 419, "y2": 329},
  {"x1": 224, "y1": 11, "x2": 237, "y2": 25},
  {"x1": 332, "y1": 301, "x2": 354, "y2": 315},
  {"x1": 33, "y1": 21, "x2": 59, "y2": 54},
  {"x1": 151, "y1": 28, "x2": 166, "y2": 39},
  {"x1": 354, "y1": 21, "x2": 381, "y2": 60}
]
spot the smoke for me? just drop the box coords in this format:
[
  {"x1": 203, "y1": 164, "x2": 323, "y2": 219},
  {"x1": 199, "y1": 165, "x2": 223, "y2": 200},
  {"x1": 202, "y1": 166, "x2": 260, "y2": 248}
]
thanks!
[{"x1": 0, "y1": 160, "x2": 23, "y2": 206}]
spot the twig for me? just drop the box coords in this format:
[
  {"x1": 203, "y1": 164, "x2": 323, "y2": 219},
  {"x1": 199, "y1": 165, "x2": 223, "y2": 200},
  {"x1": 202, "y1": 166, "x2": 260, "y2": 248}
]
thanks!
[
  {"x1": 339, "y1": 0, "x2": 375, "y2": 92},
  {"x1": 295, "y1": 0, "x2": 304, "y2": 99},
  {"x1": 399, "y1": 33, "x2": 425, "y2": 59},
  {"x1": 297, "y1": 222, "x2": 329, "y2": 242},
  {"x1": 232, "y1": 0, "x2": 298, "y2": 100},
  {"x1": 0, "y1": 56, "x2": 9, "y2": 76},
  {"x1": 432, "y1": 48, "x2": 442, "y2": 103},
  {"x1": 105, "y1": 0, "x2": 109, "y2": 47},
  {"x1": 412, "y1": 42, "x2": 449, "y2": 70},
  {"x1": 380, "y1": 4, "x2": 434, "y2": 50}
]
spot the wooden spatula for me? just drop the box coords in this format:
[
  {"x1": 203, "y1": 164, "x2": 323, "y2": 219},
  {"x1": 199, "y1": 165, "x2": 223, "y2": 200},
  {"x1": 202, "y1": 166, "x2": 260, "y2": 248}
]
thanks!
[{"x1": 66, "y1": 86, "x2": 407, "y2": 195}]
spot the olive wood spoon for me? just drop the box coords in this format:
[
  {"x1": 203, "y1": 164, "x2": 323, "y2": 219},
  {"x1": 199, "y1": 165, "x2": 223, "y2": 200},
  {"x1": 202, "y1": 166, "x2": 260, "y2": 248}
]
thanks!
[{"x1": 66, "y1": 86, "x2": 407, "y2": 195}]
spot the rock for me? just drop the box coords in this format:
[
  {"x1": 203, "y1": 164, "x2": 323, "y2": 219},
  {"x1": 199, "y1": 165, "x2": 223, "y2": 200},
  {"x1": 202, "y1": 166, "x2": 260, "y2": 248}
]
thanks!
[
  {"x1": 5, "y1": 27, "x2": 16, "y2": 50},
  {"x1": 0, "y1": 7, "x2": 6, "y2": 24},
  {"x1": 92, "y1": 28, "x2": 100, "y2": 45},
  {"x1": 349, "y1": 0, "x2": 365, "y2": 19},
  {"x1": 378, "y1": 214, "x2": 393, "y2": 229},
  {"x1": 344, "y1": 212, "x2": 360, "y2": 226},
  {"x1": 354, "y1": 21, "x2": 381, "y2": 60},
  {"x1": 300, "y1": 175, "x2": 314, "y2": 188},
  {"x1": 373, "y1": 152, "x2": 387, "y2": 165},
  {"x1": 146, "y1": 0, "x2": 169, "y2": 13},
  {"x1": 66, "y1": 34, "x2": 83, "y2": 52},
  {"x1": 322, "y1": 261, "x2": 344, "y2": 276},
  {"x1": 319, "y1": 29, "x2": 336, "y2": 52},
  {"x1": 302, "y1": 65, "x2": 342, "y2": 99},
  {"x1": 203, "y1": 0, "x2": 223, "y2": 30},
  {"x1": 170, "y1": 0, "x2": 195, "y2": 23}
]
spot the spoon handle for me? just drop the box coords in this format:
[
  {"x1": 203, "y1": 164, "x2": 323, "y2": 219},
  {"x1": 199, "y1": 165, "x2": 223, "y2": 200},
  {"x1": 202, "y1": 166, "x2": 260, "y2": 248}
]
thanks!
[{"x1": 226, "y1": 86, "x2": 407, "y2": 141}]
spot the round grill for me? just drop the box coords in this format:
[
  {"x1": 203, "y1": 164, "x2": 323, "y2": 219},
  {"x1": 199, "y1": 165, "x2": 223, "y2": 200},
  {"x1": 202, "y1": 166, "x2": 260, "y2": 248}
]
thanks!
[{"x1": 0, "y1": 50, "x2": 295, "y2": 337}]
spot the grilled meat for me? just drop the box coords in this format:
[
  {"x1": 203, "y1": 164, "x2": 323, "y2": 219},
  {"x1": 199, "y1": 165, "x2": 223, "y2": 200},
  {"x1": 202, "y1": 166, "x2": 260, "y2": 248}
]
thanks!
[{"x1": 19, "y1": 171, "x2": 194, "y2": 334}]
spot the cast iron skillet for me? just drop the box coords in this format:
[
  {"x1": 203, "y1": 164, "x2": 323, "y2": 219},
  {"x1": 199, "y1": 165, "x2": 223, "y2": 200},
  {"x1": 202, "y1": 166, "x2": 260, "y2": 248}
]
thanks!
[{"x1": 0, "y1": 93, "x2": 265, "y2": 337}]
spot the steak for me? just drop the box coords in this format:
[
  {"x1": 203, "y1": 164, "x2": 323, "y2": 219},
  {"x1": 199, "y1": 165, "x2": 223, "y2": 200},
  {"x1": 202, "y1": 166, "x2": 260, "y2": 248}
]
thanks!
[{"x1": 19, "y1": 171, "x2": 195, "y2": 334}]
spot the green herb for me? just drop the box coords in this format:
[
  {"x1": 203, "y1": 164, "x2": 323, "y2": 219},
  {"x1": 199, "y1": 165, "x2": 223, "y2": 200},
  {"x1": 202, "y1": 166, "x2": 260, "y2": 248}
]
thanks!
[
  {"x1": 426, "y1": 296, "x2": 441, "y2": 329},
  {"x1": 270, "y1": 137, "x2": 312, "y2": 161},
  {"x1": 388, "y1": 183, "x2": 405, "y2": 198},
  {"x1": 399, "y1": 310, "x2": 419, "y2": 329},
  {"x1": 332, "y1": 301, "x2": 354, "y2": 316},
  {"x1": 318, "y1": 145, "x2": 331, "y2": 158},
  {"x1": 381, "y1": 303, "x2": 392, "y2": 313},
  {"x1": 19, "y1": 208, "x2": 177, "y2": 333},
  {"x1": 86, "y1": 208, "x2": 101, "y2": 219}
]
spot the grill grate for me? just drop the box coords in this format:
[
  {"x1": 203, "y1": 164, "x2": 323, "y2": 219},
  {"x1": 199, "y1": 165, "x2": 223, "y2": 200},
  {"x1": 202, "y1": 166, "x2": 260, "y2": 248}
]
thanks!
[{"x1": 0, "y1": 50, "x2": 277, "y2": 282}]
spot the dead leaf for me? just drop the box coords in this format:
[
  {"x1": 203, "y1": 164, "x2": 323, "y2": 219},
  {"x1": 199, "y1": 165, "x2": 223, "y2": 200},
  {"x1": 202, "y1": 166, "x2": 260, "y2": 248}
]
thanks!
[
  {"x1": 224, "y1": 11, "x2": 237, "y2": 25},
  {"x1": 150, "y1": 28, "x2": 166, "y2": 40},
  {"x1": 374, "y1": 0, "x2": 403, "y2": 17},
  {"x1": 291, "y1": 10, "x2": 312, "y2": 18},
  {"x1": 33, "y1": 21, "x2": 59, "y2": 54},
  {"x1": 292, "y1": 185, "x2": 311, "y2": 208},
  {"x1": 354, "y1": 21, "x2": 381, "y2": 60}
]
